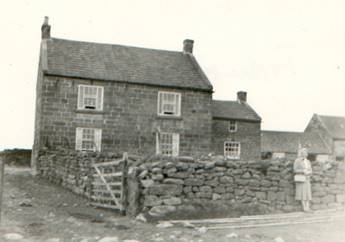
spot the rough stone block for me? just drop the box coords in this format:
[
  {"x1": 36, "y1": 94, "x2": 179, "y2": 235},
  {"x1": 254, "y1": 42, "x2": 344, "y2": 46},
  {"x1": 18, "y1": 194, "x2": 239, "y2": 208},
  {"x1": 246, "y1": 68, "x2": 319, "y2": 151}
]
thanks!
[
  {"x1": 163, "y1": 178, "x2": 184, "y2": 185},
  {"x1": 267, "y1": 191, "x2": 277, "y2": 201},
  {"x1": 168, "y1": 172, "x2": 190, "y2": 179},
  {"x1": 214, "y1": 186, "x2": 226, "y2": 194},
  {"x1": 255, "y1": 191, "x2": 267, "y2": 200},
  {"x1": 212, "y1": 193, "x2": 222, "y2": 200},
  {"x1": 336, "y1": 194, "x2": 345, "y2": 203},
  {"x1": 321, "y1": 194, "x2": 335, "y2": 204},
  {"x1": 147, "y1": 184, "x2": 183, "y2": 196},
  {"x1": 163, "y1": 197, "x2": 182, "y2": 206},
  {"x1": 149, "y1": 205, "x2": 176, "y2": 217},
  {"x1": 141, "y1": 179, "x2": 154, "y2": 188},
  {"x1": 219, "y1": 176, "x2": 233, "y2": 184},
  {"x1": 200, "y1": 186, "x2": 213, "y2": 193},
  {"x1": 185, "y1": 178, "x2": 204, "y2": 186},
  {"x1": 144, "y1": 195, "x2": 162, "y2": 206}
]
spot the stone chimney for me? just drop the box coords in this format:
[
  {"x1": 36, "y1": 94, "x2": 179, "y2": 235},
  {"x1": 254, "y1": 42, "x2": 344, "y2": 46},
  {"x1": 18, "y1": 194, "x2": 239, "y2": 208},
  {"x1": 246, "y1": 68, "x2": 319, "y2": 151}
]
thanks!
[
  {"x1": 41, "y1": 16, "x2": 51, "y2": 39},
  {"x1": 237, "y1": 91, "x2": 247, "y2": 103},
  {"x1": 183, "y1": 39, "x2": 194, "y2": 54}
]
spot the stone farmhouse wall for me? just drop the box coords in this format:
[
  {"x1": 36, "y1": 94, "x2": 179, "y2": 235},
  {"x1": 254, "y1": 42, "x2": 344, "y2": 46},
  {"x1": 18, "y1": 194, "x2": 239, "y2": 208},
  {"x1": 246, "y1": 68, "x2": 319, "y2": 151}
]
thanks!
[
  {"x1": 212, "y1": 119, "x2": 261, "y2": 160},
  {"x1": 33, "y1": 75, "x2": 213, "y2": 158},
  {"x1": 133, "y1": 156, "x2": 345, "y2": 217}
]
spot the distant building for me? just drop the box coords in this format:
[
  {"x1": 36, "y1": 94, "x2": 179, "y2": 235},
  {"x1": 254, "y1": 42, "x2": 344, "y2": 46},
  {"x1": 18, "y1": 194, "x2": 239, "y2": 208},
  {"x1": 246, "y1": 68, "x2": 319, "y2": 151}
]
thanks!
[
  {"x1": 305, "y1": 114, "x2": 345, "y2": 161},
  {"x1": 212, "y1": 93, "x2": 261, "y2": 160},
  {"x1": 261, "y1": 130, "x2": 331, "y2": 161}
]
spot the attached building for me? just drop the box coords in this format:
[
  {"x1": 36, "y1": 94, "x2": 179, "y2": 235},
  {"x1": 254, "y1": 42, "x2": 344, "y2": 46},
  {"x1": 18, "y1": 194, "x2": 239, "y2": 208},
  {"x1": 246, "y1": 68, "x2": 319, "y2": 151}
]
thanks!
[
  {"x1": 261, "y1": 130, "x2": 331, "y2": 161},
  {"x1": 212, "y1": 92, "x2": 261, "y2": 160}
]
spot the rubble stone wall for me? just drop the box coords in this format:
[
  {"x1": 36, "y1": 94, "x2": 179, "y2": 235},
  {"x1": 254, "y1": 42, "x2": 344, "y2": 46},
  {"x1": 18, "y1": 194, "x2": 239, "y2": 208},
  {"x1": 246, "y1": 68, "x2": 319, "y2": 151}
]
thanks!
[
  {"x1": 134, "y1": 156, "x2": 345, "y2": 216},
  {"x1": 37, "y1": 148, "x2": 125, "y2": 198}
]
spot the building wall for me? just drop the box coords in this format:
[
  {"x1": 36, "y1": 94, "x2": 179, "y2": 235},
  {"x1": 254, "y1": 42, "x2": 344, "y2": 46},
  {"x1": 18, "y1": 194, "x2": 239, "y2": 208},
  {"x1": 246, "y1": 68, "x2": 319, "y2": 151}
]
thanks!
[
  {"x1": 305, "y1": 115, "x2": 333, "y2": 153},
  {"x1": 334, "y1": 140, "x2": 345, "y2": 159},
  {"x1": 212, "y1": 119, "x2": 261, "y2": 160},
  {"x1": 31, "y1": 46, "x2": 45, "y2": 173},
  {"x1": 33, "y1": 75, "x2": 213, "y2": 162}
]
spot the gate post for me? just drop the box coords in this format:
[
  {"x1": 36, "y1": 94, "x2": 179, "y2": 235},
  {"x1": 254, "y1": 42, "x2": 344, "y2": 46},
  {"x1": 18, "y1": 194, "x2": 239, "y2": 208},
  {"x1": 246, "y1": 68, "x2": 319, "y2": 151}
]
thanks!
[{"x1": 121, "y1": 152, "x2": 128, "y2": 215}]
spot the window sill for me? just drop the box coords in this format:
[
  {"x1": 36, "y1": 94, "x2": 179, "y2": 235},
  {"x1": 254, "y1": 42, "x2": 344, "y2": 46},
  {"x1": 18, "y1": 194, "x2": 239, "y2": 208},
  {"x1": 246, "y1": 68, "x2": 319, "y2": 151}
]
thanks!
[
  {"x1": 75, "y1": 109, "x2": 105, "y2": 115},
  {"x1": 156, "y1": 115, "x2": 183, "y2": 121}
]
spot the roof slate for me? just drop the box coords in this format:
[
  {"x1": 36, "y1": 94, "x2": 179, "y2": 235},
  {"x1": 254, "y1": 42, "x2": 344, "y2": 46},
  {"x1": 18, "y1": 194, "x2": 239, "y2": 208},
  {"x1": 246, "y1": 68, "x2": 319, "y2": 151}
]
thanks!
[
  {"x1": 42, "y1": 38, "x2": 213, "y2": 91},
  {"x1": 318, "y1": 115, "x2": 345, "y2": 140},
  {"x1": 212, "y1": 100, "x2": 261, "y2": 122},
  {"x1": 261, "y1": 131, "x2": 331, "y2": 154}
]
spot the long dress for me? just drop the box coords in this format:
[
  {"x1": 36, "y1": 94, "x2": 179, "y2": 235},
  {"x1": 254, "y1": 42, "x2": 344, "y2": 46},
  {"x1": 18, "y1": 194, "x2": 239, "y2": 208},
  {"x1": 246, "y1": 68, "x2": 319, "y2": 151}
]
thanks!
[{"x1": 293, "y1": 158, "x2": 312, "y2": 201}]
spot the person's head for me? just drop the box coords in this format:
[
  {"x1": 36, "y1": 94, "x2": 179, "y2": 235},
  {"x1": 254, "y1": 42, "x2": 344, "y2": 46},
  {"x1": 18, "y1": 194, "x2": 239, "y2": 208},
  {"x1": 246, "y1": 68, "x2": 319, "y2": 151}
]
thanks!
[{"x1": 299, "y1": 148, "x2": 308, "y2": 159}]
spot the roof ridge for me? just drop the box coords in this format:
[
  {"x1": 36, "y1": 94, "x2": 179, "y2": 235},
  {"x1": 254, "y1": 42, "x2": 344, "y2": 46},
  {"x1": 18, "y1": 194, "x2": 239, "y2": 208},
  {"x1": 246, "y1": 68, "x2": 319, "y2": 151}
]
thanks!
[
  {"x1": 318, "y1": 114, "x2": 345, "y2": 119},
  {"x1": 51, "y1": 37, "x2": 183, "y2": 54},
  {"x1": 262, "y1": 130, "x2": 303, "y2": 134}
]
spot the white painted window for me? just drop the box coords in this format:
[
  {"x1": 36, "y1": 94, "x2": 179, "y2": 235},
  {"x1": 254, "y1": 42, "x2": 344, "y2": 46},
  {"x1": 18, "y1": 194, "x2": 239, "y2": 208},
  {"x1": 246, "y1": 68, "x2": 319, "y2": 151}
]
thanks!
[
  {"x1": 156, "y1": 132, "x2": 179, "y2": 156},
  {"x1": 76, "y1": 127, "x2": 102, "y2": 152},
  {"x1": 78, "y1": 85, "x2": 104, "y2": 110},
  {"x1": 229, "y1": 120, "x2": 237, "y2": 132},
  {"x1": 224, "y1": 141, "x2": 241, "y2": 159},
  {"x1": 157, "y1": 91, "x2": 181, "y2": 116}
]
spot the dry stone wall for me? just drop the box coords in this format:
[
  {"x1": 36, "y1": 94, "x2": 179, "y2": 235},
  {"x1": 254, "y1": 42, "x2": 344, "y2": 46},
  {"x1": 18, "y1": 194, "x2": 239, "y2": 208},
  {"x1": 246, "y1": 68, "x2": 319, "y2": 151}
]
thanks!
[
  {"x1": 133, "y1": 156, "x2": 345, "y2": 217},
  {"x1": 36, "y1": 149, "x2": 345, "y2": 218},
  {"x1": 37, "y1": 147, "x2": 125, "y2": 198}
]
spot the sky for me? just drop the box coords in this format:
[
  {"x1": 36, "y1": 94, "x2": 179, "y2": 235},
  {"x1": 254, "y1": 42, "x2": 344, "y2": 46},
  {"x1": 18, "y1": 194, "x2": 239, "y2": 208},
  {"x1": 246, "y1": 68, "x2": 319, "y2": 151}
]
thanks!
[{"x1": 0, "y1": 0, "x2": 344, "y2": 150}]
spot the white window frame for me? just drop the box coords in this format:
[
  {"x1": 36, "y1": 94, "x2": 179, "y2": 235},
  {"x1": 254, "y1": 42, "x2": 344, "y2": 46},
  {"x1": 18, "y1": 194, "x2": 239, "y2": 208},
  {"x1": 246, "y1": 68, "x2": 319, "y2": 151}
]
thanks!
[
  {"x1": 78, "y1": 85, "x2": 104, "y2": 111},
  {"x1": 75, "y1": 127, "x2": 102, "y2": 152},
  {"x1": 229, "y1": 120, "x2": 237, "y2": 133},
  {"x1": 157, "y1": 91, "x2": 181, "y2": 117},
  {"x1": 224, "y1": 141, "x2": 241, "y2": 159},
  {"x1": 156, "y1": 132, "x2": 179, "y2": 157}
]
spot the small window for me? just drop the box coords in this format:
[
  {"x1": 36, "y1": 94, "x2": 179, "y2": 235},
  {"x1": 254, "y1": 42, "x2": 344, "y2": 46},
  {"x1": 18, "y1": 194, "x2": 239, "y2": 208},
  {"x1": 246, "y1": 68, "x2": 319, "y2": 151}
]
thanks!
[
  {"x1": 261, "y1": 152, "x2": 272, "y2": 160},
  {"x1": 76, "y1": 127, "x2": 102, "y2": 152},
  {"x1": 78, "y1": 85, "x2": 103, "y2": 110},
  {"x1": 307, "y1": 154, "x2": 316, "y2": 162},
  {"x1": 336, "y1": 156, "x2": 345, "y2": 162},
  {"x1": 224, "y1": 141, "x2": 240, "y2": 159},
  {"x1": 157, "y1": 91, "x2": 181, "y2": 116},
  {"x1": 229, "y1": 120, "x2": 237, "y2": 132},
  {"x1": 156, "y1": 132, "x2": 179, "y2": 156}
]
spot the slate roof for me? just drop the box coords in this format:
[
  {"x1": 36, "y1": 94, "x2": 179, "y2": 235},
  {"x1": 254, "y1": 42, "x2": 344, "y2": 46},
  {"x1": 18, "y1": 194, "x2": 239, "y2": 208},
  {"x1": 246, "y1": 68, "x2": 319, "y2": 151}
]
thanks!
[
  {"x1": 212, "y1": 100, "x2": 261, "y2": 122},
  {"x1": 42, "y1": 38, "x2": 213, "y2": 91},
  {"x1": 317, "y1": 115, "x2": 345, "y2": 140},
  {"x1": 261, "y1": 131, "x2": 331, "y2": 154}
]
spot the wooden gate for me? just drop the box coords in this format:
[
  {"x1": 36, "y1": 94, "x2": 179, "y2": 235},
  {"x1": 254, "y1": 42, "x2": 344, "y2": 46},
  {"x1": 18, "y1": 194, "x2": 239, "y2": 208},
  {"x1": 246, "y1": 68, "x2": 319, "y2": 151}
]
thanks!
[{"x1": 91, "y1": 152, "x2": 128, "y2": 214}]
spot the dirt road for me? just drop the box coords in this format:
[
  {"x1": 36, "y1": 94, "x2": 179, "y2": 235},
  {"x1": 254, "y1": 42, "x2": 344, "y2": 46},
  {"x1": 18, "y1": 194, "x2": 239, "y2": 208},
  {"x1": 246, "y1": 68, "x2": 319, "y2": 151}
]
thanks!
[{"x1": 0, "y1": 167, "x2": 345, "y2": 242}]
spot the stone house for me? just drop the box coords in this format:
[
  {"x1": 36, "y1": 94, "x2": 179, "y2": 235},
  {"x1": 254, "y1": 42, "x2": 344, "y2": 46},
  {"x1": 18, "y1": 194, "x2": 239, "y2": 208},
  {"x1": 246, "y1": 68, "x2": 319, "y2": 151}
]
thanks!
[
  {"x1": 32, "y1": 18, "x2": 261, "y2": 171},
  {"x1": 261, "y1": 131, "x2": 331, "y2": 161},
  {"x1": 304, "y1": 114, "x2": 345, "y2": 161}
]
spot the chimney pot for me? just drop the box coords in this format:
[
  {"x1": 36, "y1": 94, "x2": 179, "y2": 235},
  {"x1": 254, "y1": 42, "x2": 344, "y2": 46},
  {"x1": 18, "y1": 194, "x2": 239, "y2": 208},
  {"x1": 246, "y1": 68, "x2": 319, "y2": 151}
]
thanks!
[
  {"x1": 183, "y1": 39, "x2": 194, "y2": 54},
  {"x1": 237, "y1": 91, "x2": 247, "y2": 103},
  {"x1": 41, "y1": 16, "x2": 51, "y2": 39}
]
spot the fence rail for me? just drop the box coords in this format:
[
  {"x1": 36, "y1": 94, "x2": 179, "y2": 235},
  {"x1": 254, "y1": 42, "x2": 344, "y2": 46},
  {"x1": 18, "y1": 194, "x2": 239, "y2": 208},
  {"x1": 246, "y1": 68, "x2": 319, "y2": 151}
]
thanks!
[{"x1": 90, "y1": 152, "x2": 128, "y2": 214}]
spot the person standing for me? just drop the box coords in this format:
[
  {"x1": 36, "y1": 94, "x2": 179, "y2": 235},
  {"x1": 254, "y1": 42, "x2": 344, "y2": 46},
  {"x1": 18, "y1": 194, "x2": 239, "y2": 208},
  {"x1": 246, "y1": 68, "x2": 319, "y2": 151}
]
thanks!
[{"x1": 293, "y1": 148, "x2": 312, "y2": 212}]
